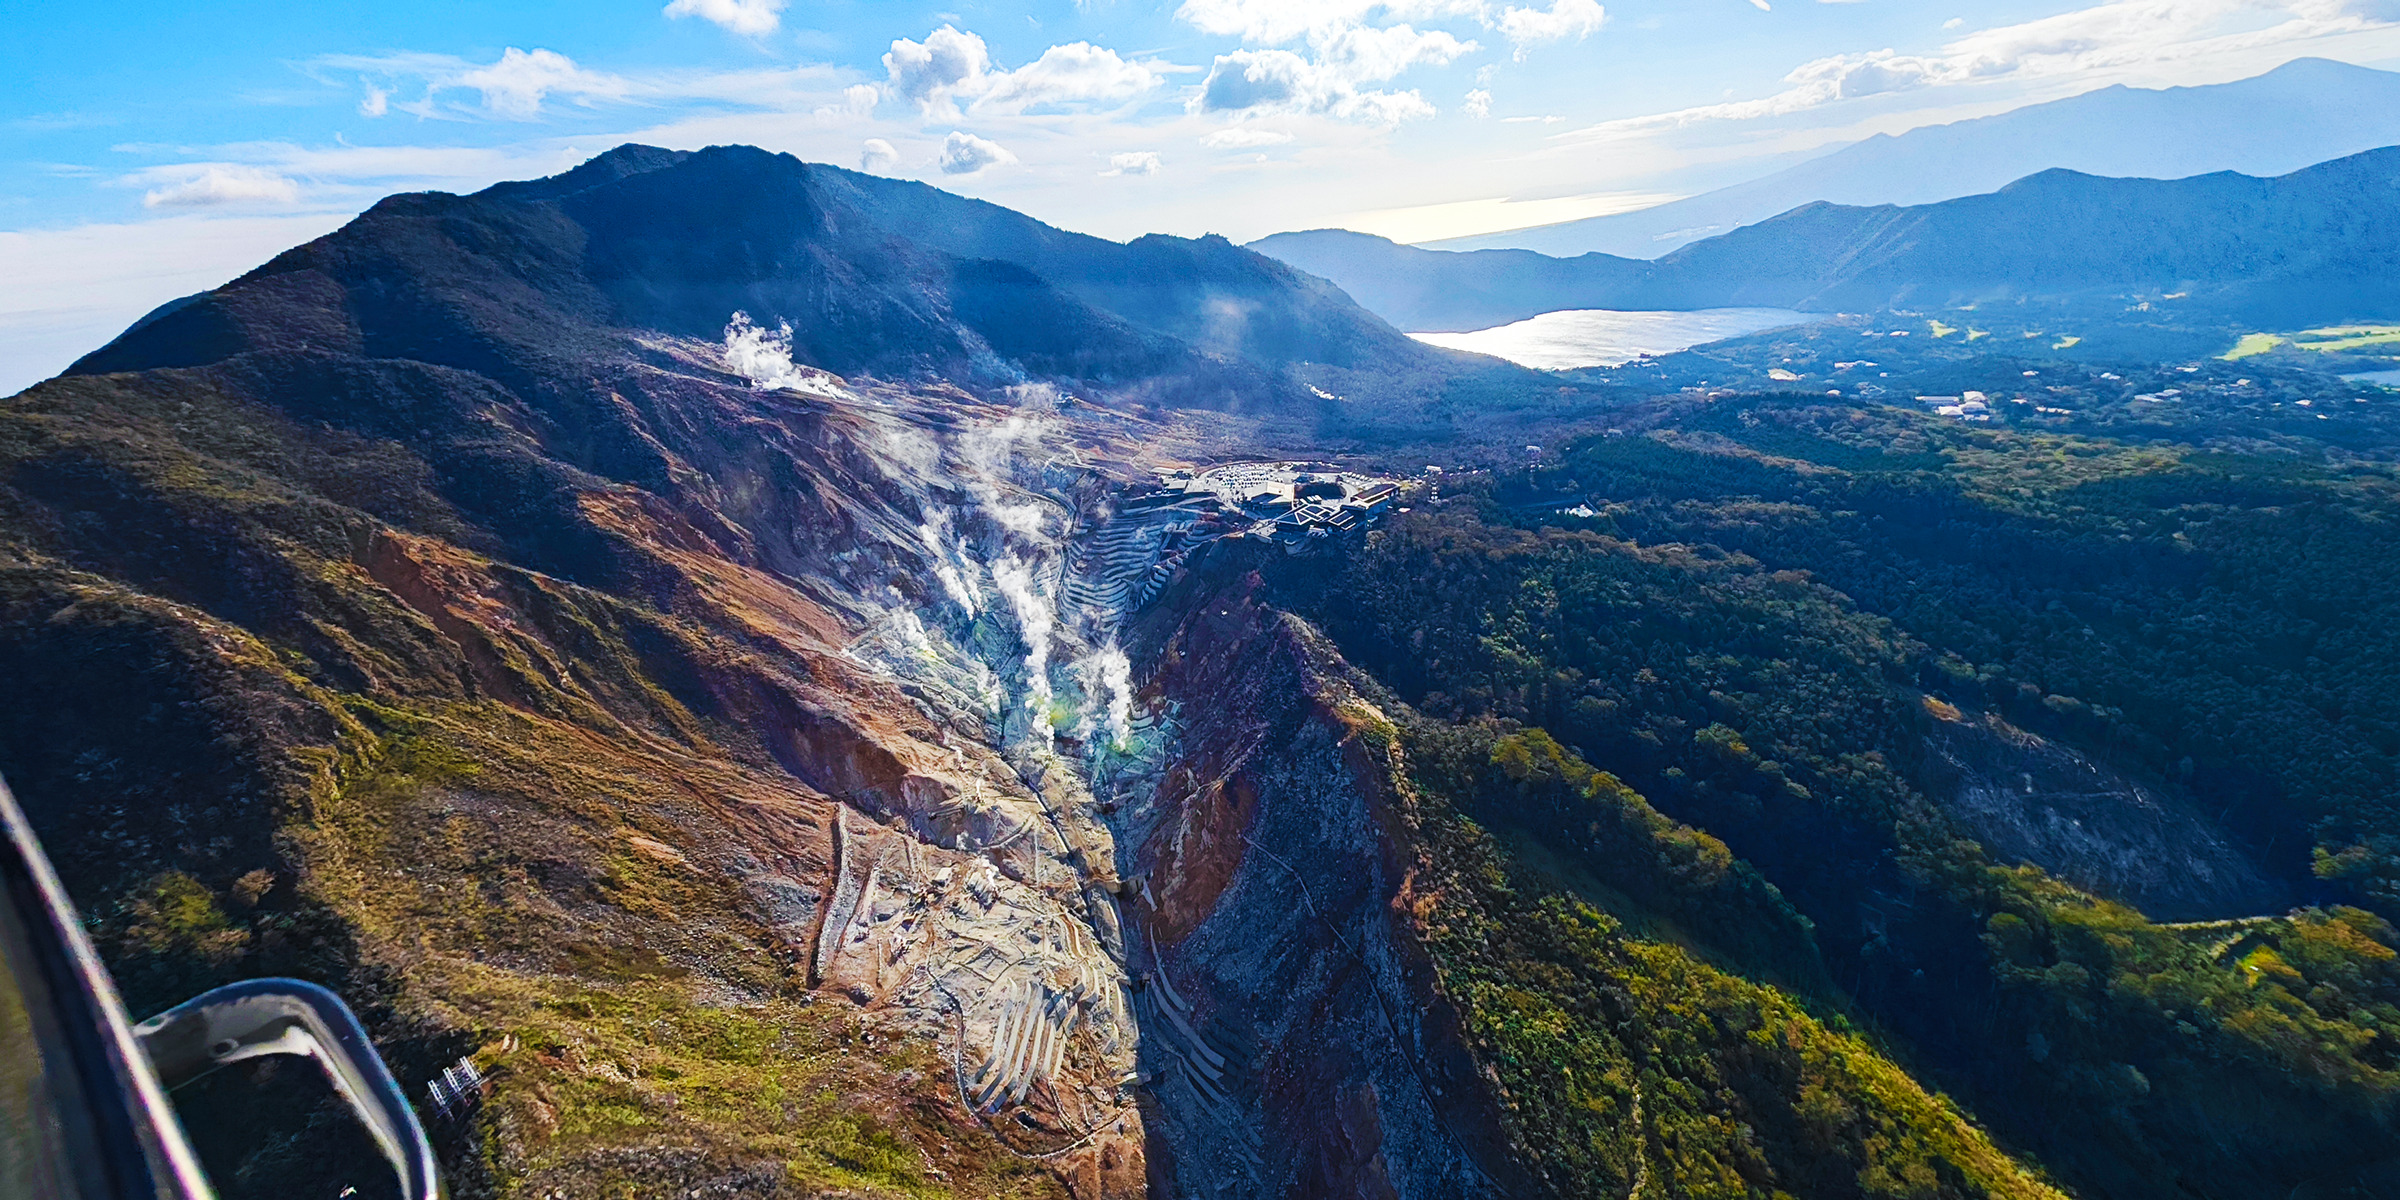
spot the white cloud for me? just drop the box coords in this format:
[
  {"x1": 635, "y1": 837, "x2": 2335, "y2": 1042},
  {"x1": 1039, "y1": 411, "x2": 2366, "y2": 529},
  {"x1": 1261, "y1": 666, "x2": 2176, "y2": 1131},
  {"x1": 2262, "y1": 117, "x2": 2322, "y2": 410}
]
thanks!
[
  {"x1": 318, "y1": 48, "x2": 868, "y2": 123},
  {"x1": 814, "y1": 83, "x2": 879, "y2": 121},
  {"x1": 860, "y1": 137, "x2": 900, "y2": 172},
  {"x1": 885, "y1": 25, "x2": 993, "y2": 117},
  {"x1": 1464, "y1": 86, "x2": 1493, "y2": 116},
  {"x1": 1497, "y1": 0, "x2": 1607, "y2": 55},
  {"x1": 1101, "y1": 150, "x2": 1163, "y2": 175},
  {"x1": 140, "y1": 165, "x2": 302, "y2": 208},
  {"x1": 1314, "y1": 22, "x2": 1479, "y2": 78},
  {"x1": 359, "y1": 84, "x2": 389, "y2": 118},
  {"x1": 1177, "y1": 3, "x2": 1487, "y2": 124},
  {"x1": 1195, "y1": 49, "x2": 1436, "y2": 122},
  {"x1": 1176, "y1": 0, "x2": 1375, "y2": 45},
  {"x1": 103, "y1": 139, "x2": 627, "y2": 220},
  {"x1": 1562, "y1": 0, "x2": 2400, "y2": 140},
  {"x1": 0, "y1": 212, "x2": 351, "y2": 396},
  {"x1": 884, "y1": 25, "x2": 1161, "y2": 119},
  {"x1": 1192, "y1": 23, "x2": 1469, "y2": 125},
  {"x1": 457, "y1": 48, "x2": 627, "y2": 120},
  {"x1": 1202, "y1": 126, "x2": 1296, "y2": 147},
  {"x1": 938, "y1": 130, "x2": 1016, "y2": 174},
  {"x1": 982, "y1": 41, "x2": 1164, "y2": 109},
  {"x1": 1174, "y1": 0, "x2": 1487, "y2": 45},
  {"x1": 662, "y1": 0, "x2": 787, "y2": 37}
]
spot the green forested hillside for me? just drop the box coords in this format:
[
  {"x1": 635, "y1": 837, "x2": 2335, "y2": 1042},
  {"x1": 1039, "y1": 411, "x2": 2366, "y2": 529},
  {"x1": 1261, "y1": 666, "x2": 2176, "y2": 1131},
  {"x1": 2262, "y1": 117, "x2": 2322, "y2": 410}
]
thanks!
[{"x1": 1270, "y1": 393, "x2": 2400, "y2": 1198}]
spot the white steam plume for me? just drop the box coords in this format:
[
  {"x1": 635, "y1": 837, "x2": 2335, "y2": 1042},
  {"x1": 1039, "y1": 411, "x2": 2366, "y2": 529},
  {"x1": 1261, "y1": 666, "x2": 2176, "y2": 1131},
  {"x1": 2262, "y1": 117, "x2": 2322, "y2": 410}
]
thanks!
[
  {"x1": 1075, "y1": 643, "x2": 1135, "y2": 750},
  {"x1": 721, "y1": 311, "x2": 842, "y2": 396},
  {"x1": 993, "y1": 555, "x2": 1056, "y2": 744},
  {"x1": 917, "y1": 507, "x2": 985, "y2": 618}
]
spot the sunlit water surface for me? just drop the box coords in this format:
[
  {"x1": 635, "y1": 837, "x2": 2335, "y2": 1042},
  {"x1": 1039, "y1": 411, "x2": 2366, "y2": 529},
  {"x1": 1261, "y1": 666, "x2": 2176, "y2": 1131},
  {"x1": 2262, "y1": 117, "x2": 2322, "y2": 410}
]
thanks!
[{"x1": 1409, "y1": 307, "x2": 1822, "y2": 370}]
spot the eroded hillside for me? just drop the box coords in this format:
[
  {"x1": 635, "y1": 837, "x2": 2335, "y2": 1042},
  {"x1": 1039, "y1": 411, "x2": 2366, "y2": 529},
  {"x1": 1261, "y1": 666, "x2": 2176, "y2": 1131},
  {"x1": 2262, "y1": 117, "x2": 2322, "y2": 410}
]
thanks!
[{"x1": 10, "y1": 146, "x2": 2400, "y2": 1200}]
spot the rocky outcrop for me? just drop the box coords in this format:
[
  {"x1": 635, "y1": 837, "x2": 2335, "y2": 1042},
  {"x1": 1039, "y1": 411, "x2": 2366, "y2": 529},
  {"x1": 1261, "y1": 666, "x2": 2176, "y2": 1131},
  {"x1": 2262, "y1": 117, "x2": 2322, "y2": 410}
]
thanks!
[
  {"x1": 1922, "y1": 700, "x2": 2290, "y2": 920},
  {"x1": 1109, "y1": 566, "x2": 1510, "y2": 1198}
]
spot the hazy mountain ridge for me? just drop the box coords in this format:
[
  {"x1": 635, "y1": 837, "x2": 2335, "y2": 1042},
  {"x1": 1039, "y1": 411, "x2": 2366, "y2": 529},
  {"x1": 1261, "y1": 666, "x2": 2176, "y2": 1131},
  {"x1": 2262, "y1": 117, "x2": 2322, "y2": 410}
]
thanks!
[
  {"x1": 1431, "y1": 56, "x2": 2400, "y2": 258},
  {"x1": 73, "y1": 143, "x2": 1462, "y2": 413},
  {"x1": 1241, "y1": 228, "x2": 1648, "y2": 332},
  {"x1": 1253, "y1": 144, "x2": 2400, "y2": 333}
]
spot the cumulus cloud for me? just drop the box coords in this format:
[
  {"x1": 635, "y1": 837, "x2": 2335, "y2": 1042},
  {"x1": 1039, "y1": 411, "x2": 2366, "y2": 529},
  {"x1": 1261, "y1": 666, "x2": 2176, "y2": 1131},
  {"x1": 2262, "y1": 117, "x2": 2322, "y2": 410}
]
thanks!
[
  {"x1": 1463, "y1": 86, "x2": 1493, "y2": 116},
  {"x1": 885, "y1": 25, "x2": 991, "y2": 116},
  {"x1": 1497, "y1": 0, "x2": 1606, "y2": 55},
  {"x1": 662, "y1": 0, "x2": 787, "y2": 36},
  {"x1": 813, "y1": 82, "x2": 879, "y2": 121},
  {"x1": 1195, "y1": 47, "x2": 1440, "y2": 123},
  {"x1": 457, "y1": 47, "x2": 626, "y2": 119},
  {"x1": 1178, "y1": 3, "x2": 1486, "y2": 124},
  {"x1": 859, "y1": 138, "x2": 900, "y2": 173},
  {"x1": 1565, "y1": 0, "x2": 2400, "y2": 140},
  {"x1": 984, "y1": 41, "x2": 1163, "y2": 109},
  {"x1": 938, "y1": 130, "x2": 1016, "y2": 174},
  {"x1": 1101, "y1": 150, "x2": 1163, "y2": 175},
  {"x1": 1192, "y1": 23, "x2": 1471, "y2": 124},
  {"x1": 884, "y1": 25, "x2": 1161, "y2": 118},
  {"x1": 1314, "y1": 22, "x2": 1478, "y2": 77},
  {"x1": 142, "y1": 165, "x2": 302, "y2": 209}
]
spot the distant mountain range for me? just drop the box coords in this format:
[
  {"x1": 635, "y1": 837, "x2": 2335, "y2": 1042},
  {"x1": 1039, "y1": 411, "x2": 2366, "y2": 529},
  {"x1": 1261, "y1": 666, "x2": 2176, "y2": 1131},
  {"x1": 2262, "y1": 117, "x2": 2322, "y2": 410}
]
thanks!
[
  {"x1": 76, "y1": 144, "x2": 1462, "y2": 411},
  {"x1": 1426, "y1": 57, "x2": 2400, "y2": 258},
  {"x1": 1252, "y1": 145, "x2": 2400, "y2": 333}
]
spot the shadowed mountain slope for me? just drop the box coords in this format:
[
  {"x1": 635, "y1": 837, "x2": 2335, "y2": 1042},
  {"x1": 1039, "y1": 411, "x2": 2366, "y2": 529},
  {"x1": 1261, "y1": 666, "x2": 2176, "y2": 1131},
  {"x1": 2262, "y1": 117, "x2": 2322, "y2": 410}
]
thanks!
[
  {"x1": 1253, "y1": 145, "x2": 2400, "y2": 332},
  {"x1": 1239, "y1": 228, "x2": 1648, "y2": 332},
  {"x1": 1433, "y1": 57, "x2": 2400, "y2": 257},
  {"x1": 72, "y1": 143, "x2": 1459, "y2": 411}
]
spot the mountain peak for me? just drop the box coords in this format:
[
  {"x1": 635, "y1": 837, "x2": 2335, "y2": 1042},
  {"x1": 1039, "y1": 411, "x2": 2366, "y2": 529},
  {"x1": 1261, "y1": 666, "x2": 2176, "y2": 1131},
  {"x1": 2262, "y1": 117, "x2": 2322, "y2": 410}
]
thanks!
[
  {"x1": 1423, "y1": 56, "x2": 2400, "y2": 258},
  {"x1": 480, "y1": 142, "x2": 694, "y2": 203},
  {"x1": 1255, "y1": 143, "x2": 2400, "y2": 329},
  {"x1": 69, "y1": 144, "x2": 1476, "y2": 411}
]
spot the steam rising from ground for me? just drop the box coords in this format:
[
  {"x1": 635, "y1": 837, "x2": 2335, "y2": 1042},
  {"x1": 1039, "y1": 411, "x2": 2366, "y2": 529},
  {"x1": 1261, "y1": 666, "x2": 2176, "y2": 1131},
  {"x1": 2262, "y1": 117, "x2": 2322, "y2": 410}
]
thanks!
[
  {"x1": 722, "y1": 311, "x2": 843, "y2": 397},
  {"x1": 918, "y1": 508, "x2": 985, "y2": 618},
  {"x1": 992, "y1": 555, "x2": 1057, "y2": 744},
  {"x1": 840, "y1": 377, "x2": 1161, "y2": 788},
  {"x1": 1075, "y1": 644, "x2": 1135, "y2": 750}
]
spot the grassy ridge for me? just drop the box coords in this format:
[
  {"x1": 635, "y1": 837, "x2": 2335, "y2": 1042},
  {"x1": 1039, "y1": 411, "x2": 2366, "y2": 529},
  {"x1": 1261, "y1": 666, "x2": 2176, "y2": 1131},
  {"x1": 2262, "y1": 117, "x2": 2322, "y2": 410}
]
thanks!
[{"x1": 1348, "y1": 701, "x2": 2070, "y2": 1199}]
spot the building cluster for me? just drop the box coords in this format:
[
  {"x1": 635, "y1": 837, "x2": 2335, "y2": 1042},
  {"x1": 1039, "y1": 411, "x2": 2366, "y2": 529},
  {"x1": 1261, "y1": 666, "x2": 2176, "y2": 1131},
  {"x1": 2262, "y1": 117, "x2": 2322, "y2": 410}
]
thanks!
[
  {"x1": 1916, "y1": 391, "x2": 1995, "y2": 422},
  {"x1": 1062, "y1": 462, "x2": 1405, "y2": 631},
  {"x1": 1137, "y1": 462, "x2": 1401, "y2": 544}
]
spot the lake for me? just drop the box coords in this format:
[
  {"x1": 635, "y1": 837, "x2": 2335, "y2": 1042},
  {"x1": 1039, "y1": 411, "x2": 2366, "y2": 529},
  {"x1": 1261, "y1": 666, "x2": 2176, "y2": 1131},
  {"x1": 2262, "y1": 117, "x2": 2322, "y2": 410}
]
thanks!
[
  {"x1": 1409, "y1": 307, "x2": 1821, "y2": 370},
  {"x1": 2342, "y1": 370, "x2": 2400, "y2": 388}
]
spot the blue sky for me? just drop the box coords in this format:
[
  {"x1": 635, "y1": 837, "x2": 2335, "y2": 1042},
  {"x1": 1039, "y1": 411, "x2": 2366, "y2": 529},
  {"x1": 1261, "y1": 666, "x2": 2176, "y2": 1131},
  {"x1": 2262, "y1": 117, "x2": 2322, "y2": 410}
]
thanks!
[{"x1": 7, "y1": 0, "x2": 2400, "y2": 391}]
